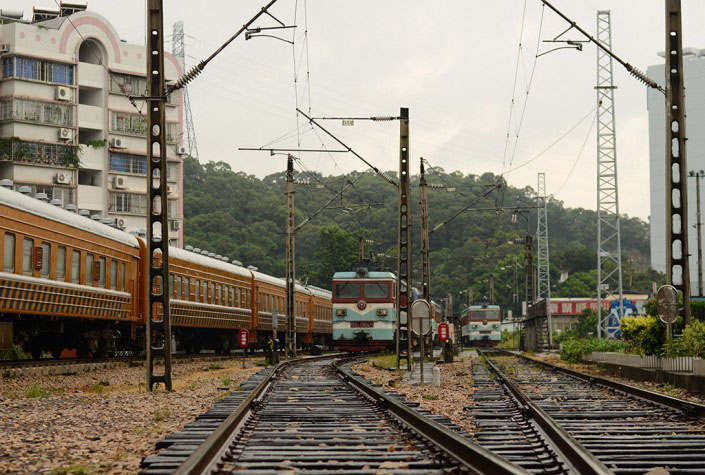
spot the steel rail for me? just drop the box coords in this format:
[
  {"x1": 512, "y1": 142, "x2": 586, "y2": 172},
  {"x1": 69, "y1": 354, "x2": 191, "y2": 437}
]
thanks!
[
  {"x1": 335, "y1": 361, "x2": 529, "y2": 475},
  {"x1": 479, "y1": 350, "x2": 612, "y2": 475},
  {"x1": 173, "y1": 353, "x2": 341, "y2": 475},
  {"x1": 501, "y1": 349, "x2": 705, "y2": 418}
]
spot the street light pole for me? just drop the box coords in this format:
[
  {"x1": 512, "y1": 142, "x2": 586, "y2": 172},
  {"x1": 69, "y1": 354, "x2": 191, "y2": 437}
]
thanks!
[{"x1": 689, "y1": 170, "x2": 704, "y2": 297}]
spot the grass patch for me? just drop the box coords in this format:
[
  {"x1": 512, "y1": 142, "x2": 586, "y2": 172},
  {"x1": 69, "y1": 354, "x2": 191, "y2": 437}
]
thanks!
[
  {"x1": 422, "y1": 394, "x2": 439, "y2": 401},
  {"x1": 153, "y1": 408, "x2": 171, "y2": 422},
  {"x1": 371, "y1": 354, "x2": 399, "y2": 370},
  {"x1": 25, "y1": 386, "x2": 63, "y2": 398},
  {"x1": 208, "y1": 363, "x2": 224, "y2": 371},
  {"x1": 221, "y1": 377, "x2": 231, "y2": 387},
  {"x1": 50, "y1": 464, "x2": 94, "y2": 475},
  {"x1": 86, "y1": 382, "x2": 109, "y2": 394}
]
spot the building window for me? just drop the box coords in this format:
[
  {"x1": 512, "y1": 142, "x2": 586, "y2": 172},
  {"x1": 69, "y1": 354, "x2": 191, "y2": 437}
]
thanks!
[
  {"x1": 167, "y1": 199, "x2": 178, "y2": 219},
  {"x1": 0, "y1": 98, "x2": 74, "y2": 126},
  {"x1": 2, "y1": 56, "x2": 74, "y2": 85},
  {"x1": 109, "y1": 152, "x2": 147, "y2": 174},
  {"x1": 167, "y1": 162, "x2": 178, "y2": 181},
  {"x1": 110, "y1": 72, "x2": 146, "y2": 96},
  {"x1": 109, "y1": 192, "x2": 147, "y2": 215},
  {"x1": 4, "y1": 233, "x2": 15, "y2": 272},
  {"x1": 0, "y1": 140, "x2": 80, "y2": 167},
  {"x1": 13, "y1": 183, "x2": 75, "y2": 207},
  {"x1": 108, "y1": 111, "x2": 177, "y2": 143}
]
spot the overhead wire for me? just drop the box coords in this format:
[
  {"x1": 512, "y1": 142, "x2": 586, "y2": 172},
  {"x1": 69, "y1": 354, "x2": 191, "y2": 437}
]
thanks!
[{"x1": 554, "y1": 111, "x2": 596, "y2": 196}]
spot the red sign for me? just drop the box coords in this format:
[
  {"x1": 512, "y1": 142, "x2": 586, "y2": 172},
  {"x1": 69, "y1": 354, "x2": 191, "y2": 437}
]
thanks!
[
  {"x1": 438, "y1": 322, "x2": 449, "y2": 342},
  {"x1": 238, "y1": 329, "x2": 249, "y2": 348}
]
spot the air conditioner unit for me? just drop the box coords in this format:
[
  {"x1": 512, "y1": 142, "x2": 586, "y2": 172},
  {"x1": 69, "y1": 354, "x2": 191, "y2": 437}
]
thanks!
[
  {"x1": 176, "y1": 146, "x2": 186, "y2": 156},
  {"x1": 0, "y1": 44, "x2": 10, "y2": 53},
  {"x1": 110, "y1": 137, "x2": 126, "y2": 149},
  {"x1": 54, "y1": 173, "x2": 70, "y2": 185},
  {"x1": 170, "y1": 220, "x2": 180, "y2": 231},
  {"x1": 58, "y1": 128, "x2": 73, "y2": 141},
  {"x1": 167, "y1": 185, "x2": 175, "y2": 195},
  {"x1": 55, "y1": 86, "x2": 72, "y2": 101},
  {"x1": 117, "y1": 218, "x2": 126, "y2": 229},
  {"x1": 113, "y1": 176, "x2": 127, "y2": 189}
]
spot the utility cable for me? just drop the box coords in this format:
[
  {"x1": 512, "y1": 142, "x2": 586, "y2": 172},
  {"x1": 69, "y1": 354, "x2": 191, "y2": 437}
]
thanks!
[
  {"x1": 296, "y1": 108, "x2": 398, "y2": 187},
  {"x1": 431, "y1": 183, "x2": 502, "y2": 234},
  {"x1": 540, "y1": 0, "x2": 663, "y2": 93},
  {"x1": 295, "y1": 173, "x2": 363, "y2": 232},
  {"x1": 554, "y1": 111, "x2": 596, "y2": 196},
  {"x1": 166, "y1": 0, "x2": 281, "y2": 96}
]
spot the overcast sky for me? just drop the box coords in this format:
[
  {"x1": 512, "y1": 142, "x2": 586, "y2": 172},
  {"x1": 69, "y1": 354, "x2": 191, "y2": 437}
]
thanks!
[{"x1": 9, "y1": 1, "x2": 705, "y2": 221}]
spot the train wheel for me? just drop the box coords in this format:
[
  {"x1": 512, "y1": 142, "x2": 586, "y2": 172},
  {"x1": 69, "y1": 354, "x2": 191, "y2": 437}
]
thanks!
[{"x1": 50, "y1": 345, "x2": 63, "y2": 359}]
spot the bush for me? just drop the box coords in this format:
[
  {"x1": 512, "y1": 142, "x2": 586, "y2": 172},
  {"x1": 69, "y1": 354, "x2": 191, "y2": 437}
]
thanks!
[
  {"x1": 560, "y1": 338, "x2": 627, "y2": 363},
  {"x1": 682, "y1": 320, "x2": 705, "y2": 358},
  {"x1": 620, "y1": 316, "x2": 666, "y2": 355}
]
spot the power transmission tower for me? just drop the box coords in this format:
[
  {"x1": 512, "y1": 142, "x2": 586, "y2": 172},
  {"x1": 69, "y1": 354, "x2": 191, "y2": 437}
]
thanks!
[
  {"x1": 285, "y1": 155, "x2": 296, "y2": 358},
  {"x1": 396, "y1": 107, "x2": 412, "y2": 371},
  {"x1": 146, "y1": 0, "x2": 172, "y2": 391},
  {"x1": 536, "y1": 172, "x2": 552, "y2": 347},
  {"x1": 595, "y1": 11, "x2": 624, "y2": 339},
  {"x1": 665, "y1": 0, "x2": 692, "y2": 324},
  {"x1": 172, "y1": 20, "x2": 199, "y2": 160},
  {"x1": 419, "y1": 159, "x2": 431, "y2": 302}
]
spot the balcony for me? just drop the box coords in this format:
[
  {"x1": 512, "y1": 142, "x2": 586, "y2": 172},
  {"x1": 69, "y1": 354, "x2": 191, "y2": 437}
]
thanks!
[
  {"x1": 80, "y1": 144, "x2": 105, "y2": 170},
  {"x1": 77, "y1": 184, "x2": 104, "y2": 210},
  {"x1": 78, "y1": 63, "x2": 105, "y2": 89},
  {"x1": 79, "y1": 105, "x2": 104, "y2": 131}
]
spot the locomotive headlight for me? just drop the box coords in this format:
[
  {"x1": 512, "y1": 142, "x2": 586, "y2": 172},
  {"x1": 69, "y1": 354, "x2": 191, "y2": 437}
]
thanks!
[
  {"x1": 472, "y1": 324, "x2": 478, "y2": 329},
  {"x1": 336, "y1": 309, "x2": 347, "y2": 317},
  {"x1": 376, "y1": 309, "x2": 388, "y2": 316}
]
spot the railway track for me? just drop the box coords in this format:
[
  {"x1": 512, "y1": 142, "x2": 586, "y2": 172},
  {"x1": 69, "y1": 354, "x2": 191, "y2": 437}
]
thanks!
[
  {"x1": 142, "y1": 355, "x2": 522, "y2": 474},
  {"x1": 479, "y1": 350, "x2": 705, "y2": 475}
]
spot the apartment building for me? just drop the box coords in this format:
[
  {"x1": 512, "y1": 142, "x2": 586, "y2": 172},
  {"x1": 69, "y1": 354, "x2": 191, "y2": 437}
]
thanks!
[{"x1": 0, "y1": 3, "x2": 184, "y2": 246}]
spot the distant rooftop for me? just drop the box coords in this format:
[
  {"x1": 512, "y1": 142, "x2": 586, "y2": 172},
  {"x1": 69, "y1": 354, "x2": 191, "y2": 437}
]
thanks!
[{"x1": 0, "y1": 1, "x2": 87, "y2": 25}]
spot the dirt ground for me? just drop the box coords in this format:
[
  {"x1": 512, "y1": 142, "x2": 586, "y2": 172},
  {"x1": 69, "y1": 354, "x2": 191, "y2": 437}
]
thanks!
[
  {"x1": 353, "y1": 355, "x2": 477, "y2": 436},
  {"x1": 0, "y1": 357, "x2": 264, "y2": 474}
]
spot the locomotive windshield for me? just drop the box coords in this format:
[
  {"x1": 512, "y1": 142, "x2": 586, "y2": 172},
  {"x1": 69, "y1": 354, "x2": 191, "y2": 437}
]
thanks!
[
  {"x1": 364, "y1": 282, "x2": 389, "y2": 298},
  {"x1": 470, "y1": 309, "x2": 500, "y2": 320},
  {"x1": 335, "y1": 282, "x2": 360, "y2": 298}
]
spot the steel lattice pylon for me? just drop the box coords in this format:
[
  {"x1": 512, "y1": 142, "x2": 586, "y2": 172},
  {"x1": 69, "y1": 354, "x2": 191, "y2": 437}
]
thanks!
[
  {"x1": 536, "y1": 172, "x2": 552, "y2": 347},
  {"x1": 596, "y1": 11, "x2": 624, "y2": 339},
  {"x1": 172, "y1": 21, "x2": 199, "y2": 160}
]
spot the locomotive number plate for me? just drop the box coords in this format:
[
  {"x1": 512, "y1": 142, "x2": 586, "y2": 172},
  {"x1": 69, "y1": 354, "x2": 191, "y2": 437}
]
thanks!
[
  {"x1": 479, "y1": 330, "x2": 491, "y2": 334},
  {"x1": 351, "y1": 321, "x2": 374, "y2": 328}
]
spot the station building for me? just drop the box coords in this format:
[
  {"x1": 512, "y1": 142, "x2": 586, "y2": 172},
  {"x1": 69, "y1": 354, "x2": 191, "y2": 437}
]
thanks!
[{"x1": 0, "y1": 3, "x2": 184, "y2": 246}]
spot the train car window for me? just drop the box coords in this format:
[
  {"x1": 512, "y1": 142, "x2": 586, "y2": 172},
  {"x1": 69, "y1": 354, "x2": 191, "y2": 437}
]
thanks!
[
  {"x1": 98, "y1": 257, "x2": 106, "y2": 287},
  {"x1": 85, "y1": 254, "x2": 94, "y2": 284},
  {"x1": 109, "y1": 260, "x2": 117, "y2": 290},
  {"x1": 121, "y1": 263, "x2": 126, "y2": 291},
  {"x1": 209, "y1": 282, "x2": 214, "y2": 304},
  {"x1": 40, "y1": 242, "x2": 50, "y2": 278},
  {"x1": 232, "y1": 287, "x2": 237, "y2": 307},
  {"x1": 183, "y1": 276, "x2": 190, "y2": 300},
  {"x1": 22, "y1": 238, "x2": 33, "y2": 276},
  {"x1": 202, "y1": 281, "x2": 207, "y2": 303},
  {"x1": 364, "y1": 282, "x2": 389, "y2": 299},
  {"x1": 334, "y1": 282, "x2": 360, "y2": 299},
  {"x1": 194, "y1": 279, "x2": 200, "y2": 301},
  {"x1": 175, "y1": 276, "x2": 181, "y2": 299},
  {"x1": 246, "y1": 289, "x2": 250, "y2": 307},
  {"x1": 3, "y1": 233, "x2": 14, "y2": 272},
  {"x1": 169, "y1": 274, "x2": 174, "y2": 297},
  {"x1": 71, "y1": 250, "x2": 80, "y2": 283},
  {"x1": 57, "y1": 246, "x2": 66, "y2": 281},
  {"x1": 216, "y1": 284, "x2": 221, "y2": 305},
  {"x1": 222, "y1": 285, "x2": 226, "y2": 306}
]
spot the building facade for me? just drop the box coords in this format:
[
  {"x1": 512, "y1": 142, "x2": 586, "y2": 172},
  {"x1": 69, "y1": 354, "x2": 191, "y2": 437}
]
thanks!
[
  {"x1": 0, "y1": 5, "x2": 184, "y2": 246},
  {"x1": 647, "y1": 49, "x2": 705, "y2": 295}
]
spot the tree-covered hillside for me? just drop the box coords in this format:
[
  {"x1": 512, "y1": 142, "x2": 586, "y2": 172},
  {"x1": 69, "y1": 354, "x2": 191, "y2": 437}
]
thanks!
[{"x1": 183, "y1": 157, "x2": 661, "y2": 313}]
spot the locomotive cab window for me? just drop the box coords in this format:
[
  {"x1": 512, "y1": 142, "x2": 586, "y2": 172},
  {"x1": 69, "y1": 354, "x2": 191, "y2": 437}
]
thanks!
[
  {"x1": 3, "y1": 233, "x2": 15, "y2": 272},
  {"x1": 334, "y1": 282, "x2": 360, "y2": 299},
  {"x1": 364, "y1": 282, "x2": 389, "y2": 299}
]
